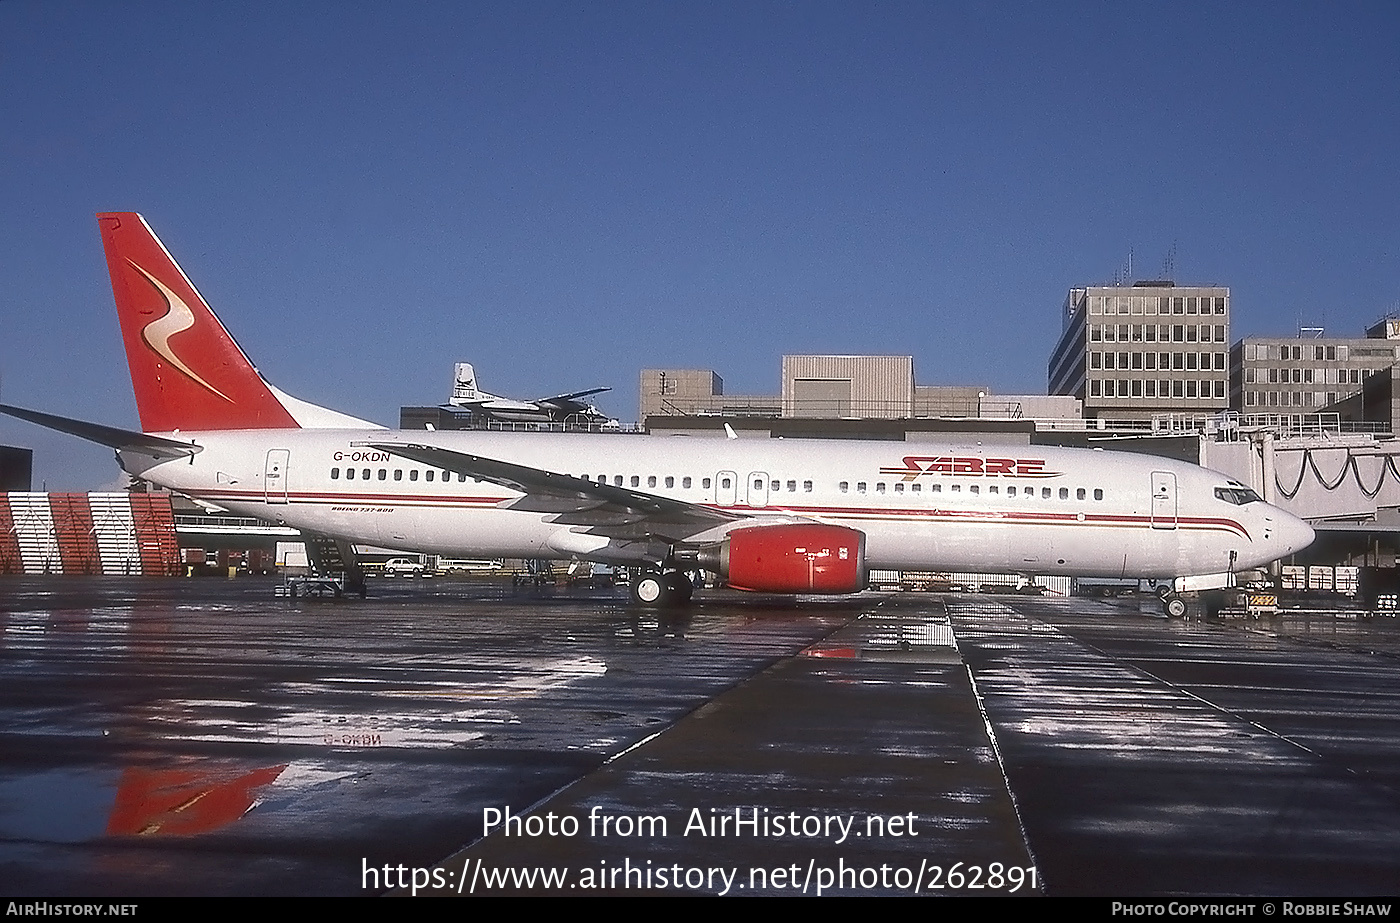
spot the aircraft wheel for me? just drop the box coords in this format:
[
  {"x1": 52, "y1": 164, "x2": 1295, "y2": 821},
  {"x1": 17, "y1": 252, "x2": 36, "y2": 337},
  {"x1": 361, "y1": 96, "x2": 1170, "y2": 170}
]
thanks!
[
  {"x1": 665, "y1": 572, "x2": 694, "y2": 605},
  {"x1": 1155, "y1": 583, "x2": 1174, "y2": 600},
  {"x1": 630, "y1": 573, "x2": 667, "y2": 607},
  {"x1": 1163, "y1": 595, "x2": 1188, "y2": 618}
]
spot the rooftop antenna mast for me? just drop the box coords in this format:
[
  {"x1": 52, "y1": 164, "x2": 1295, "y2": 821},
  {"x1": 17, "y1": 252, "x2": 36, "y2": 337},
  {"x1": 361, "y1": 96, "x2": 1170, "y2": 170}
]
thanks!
[
  {"x1": 1112, "y1": 249, "x2": 1134, "y2": 286},
  {"x1": 1162, "y1": 242, "x2": 1177, "y2": 283}
]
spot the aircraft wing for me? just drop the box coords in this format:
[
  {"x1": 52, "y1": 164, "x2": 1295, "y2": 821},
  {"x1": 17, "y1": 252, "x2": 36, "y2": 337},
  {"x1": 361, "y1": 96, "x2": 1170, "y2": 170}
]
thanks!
[
  {"x1": 537, "y1": 387, "x2": 610, "y2": 406},
  {"x1": 362, "y1": 441, "x2": 744, "y2": 542}
]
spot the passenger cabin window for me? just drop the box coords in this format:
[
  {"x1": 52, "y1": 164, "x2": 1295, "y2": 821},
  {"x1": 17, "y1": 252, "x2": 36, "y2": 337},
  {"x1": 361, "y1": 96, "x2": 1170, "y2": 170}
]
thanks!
[
  {"x1": 362, "y1": 468, "x2": 370, "y2": 480},
  {"x1": 912, "y1": 483, "x2": 922, "y2": 493},
  {"x1": 702, "y1": 478, "x2": 710, "y2": 489},
  {"x1": 803, "y1": 480, "x2": 813, "y2": 492},
  {"x1": 786, "y1": 480, "x2": 796, "y2": 492},
  {"x1": 1041, "y1": 487, "x2": 1051, "y2": 498},
  {"x1": 331, "y1": 468, "x2": 340, "y2": 479},
  {"x1": 664, "y1": 476, "x2": 674, "y2": 488},
  {"x1": 839, "y1": 481, "x2": 849, "y2": 493},
  {"x1": 1076, "y1": 488, "x2": 1085, "y2": 499},
  {"x1": 648, "y1": 476, "x2": 657, "y2": 488},
  {"x1": 631, "y1": 476, "x2": 640, "y2": 487},
  {"x1": 1059, "y1": 488, "x2": 1068, "y2": 499},
  {"x1": 856, "y1": 482, "x2": 867, "y2": 493},
  {"x1": 394, "y1": 470, "x2": 403, "y2": 481},
  {"x1": 1093, "y1": 489, "x2": 1103, "y2": 500},
  {"x1": 894, "y1": 483, "x2": 904, "y2": 493},
  {"x1": 410, "y1": 470, "x2": 419, "y2": 481},
  {"x1": 378, "y1": 469, "x2": 387, "y2": 480},
  {"x1": 683, "y1": 477, "x2": 692, "y2": 489},
  {"x1": 426, "y1": 470, "x2": 434, "y2": 482}
]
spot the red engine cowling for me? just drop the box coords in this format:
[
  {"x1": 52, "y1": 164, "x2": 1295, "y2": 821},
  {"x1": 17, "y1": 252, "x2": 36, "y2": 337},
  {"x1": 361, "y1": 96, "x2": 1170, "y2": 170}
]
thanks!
[{"x1": 699, "y1": 524, "x2": 868, "y2": 594}]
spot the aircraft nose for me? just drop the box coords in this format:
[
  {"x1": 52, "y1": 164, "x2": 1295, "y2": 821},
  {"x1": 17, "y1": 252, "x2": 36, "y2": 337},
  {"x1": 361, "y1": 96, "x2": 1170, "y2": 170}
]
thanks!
[{"x1": 1281, "y1": 513, "x2": 1316, "y2": 556}]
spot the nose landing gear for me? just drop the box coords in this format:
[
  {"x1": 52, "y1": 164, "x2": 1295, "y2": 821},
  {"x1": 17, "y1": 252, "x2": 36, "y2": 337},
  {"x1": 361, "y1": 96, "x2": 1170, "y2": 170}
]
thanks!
[{"x1": 1154, "y1": 582, "x2": 1187, "y2": 617}]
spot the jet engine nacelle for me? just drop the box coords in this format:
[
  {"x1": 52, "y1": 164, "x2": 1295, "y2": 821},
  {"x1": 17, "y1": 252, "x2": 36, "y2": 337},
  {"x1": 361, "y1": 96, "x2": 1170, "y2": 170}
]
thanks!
[{"x1": 697, "y1": 523, "x2": 868, "y2": 594}]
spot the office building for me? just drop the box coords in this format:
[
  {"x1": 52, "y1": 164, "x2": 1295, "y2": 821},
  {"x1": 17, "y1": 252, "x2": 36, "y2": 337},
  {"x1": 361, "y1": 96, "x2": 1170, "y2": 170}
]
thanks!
[
  {"x1": 1230, "y1": 328, "x2": 1400, "y2": 413},
  {"x1": 1049, "y1": 283, "x2": 1230, "y2": 419}
]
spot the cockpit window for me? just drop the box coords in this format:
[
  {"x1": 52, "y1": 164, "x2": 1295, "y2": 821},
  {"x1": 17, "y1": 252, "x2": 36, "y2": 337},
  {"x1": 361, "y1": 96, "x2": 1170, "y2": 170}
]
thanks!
[{"x1": 1215, "y1": 486, "x2": 1262, "y2": 505}]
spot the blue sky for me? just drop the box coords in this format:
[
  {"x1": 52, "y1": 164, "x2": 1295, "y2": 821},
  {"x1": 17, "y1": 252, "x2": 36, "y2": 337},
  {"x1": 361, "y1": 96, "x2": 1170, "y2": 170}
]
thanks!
[{"x1": 2, "y1": 1, "x2": 1397, "y2": 489}]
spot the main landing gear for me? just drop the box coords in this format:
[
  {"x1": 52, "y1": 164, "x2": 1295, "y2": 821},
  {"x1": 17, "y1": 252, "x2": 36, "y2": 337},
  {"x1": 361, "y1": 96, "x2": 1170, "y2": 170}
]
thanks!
[{"x1": 629, "y1": 569, "x2": 694, "y2": 608}]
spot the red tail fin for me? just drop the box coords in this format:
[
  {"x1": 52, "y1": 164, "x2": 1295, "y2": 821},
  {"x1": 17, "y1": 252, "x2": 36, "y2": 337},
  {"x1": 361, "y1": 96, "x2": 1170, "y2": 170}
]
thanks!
[{"x1": 98, "y1": 213, "x2": 299, "y2": 432}]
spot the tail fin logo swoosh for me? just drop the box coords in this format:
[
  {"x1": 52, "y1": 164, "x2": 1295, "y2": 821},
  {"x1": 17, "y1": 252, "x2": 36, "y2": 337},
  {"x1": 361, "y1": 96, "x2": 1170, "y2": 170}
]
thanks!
[{"x1": 129, "y1": 260, "x2": 233, "y2": 403}]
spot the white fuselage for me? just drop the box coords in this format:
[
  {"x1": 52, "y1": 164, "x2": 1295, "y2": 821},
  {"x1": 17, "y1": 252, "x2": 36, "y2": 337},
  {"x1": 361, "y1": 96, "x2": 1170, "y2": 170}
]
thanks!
[{"x1": 119, "y1": 429, "x2": 1313, "y2": 580}]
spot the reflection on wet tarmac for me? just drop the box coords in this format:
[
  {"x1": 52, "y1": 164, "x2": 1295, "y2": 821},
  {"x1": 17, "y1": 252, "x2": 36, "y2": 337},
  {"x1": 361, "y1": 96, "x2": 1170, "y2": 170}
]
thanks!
[
  {"x1": 0, "y1": 577, "x2": 856, "y2": 895},
  {"x1": 5, "y1": 577, "x2": 1400, "y2": 895}
]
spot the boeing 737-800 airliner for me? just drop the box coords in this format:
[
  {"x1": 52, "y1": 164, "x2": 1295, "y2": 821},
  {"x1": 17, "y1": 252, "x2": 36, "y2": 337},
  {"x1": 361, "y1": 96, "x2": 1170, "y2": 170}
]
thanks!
[{"x1": 0, "y1": 213, "x2": 1314, "y2": 610}]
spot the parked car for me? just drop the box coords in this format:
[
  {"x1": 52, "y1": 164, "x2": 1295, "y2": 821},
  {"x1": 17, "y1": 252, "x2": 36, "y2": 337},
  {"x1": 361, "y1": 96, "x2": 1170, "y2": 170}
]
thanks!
[{"x1": 383, "y1": 557, "x2": 428, "y2": 578}]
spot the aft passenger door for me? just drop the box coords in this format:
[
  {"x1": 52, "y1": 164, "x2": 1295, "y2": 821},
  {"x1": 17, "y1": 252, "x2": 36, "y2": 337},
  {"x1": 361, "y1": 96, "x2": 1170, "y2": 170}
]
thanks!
[
  {"x1": 265, "y1": 449, "x2": 289, "y2": 505},
  {"x1": 1150, "y1": 471, "x2": 1177, "y2": 530}
]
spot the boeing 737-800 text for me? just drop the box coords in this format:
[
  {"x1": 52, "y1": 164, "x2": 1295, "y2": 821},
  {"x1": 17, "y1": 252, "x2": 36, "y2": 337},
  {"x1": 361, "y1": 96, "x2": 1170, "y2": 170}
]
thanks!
[{"x1": 0, "y1": 213, "x2": 1314, "y2": 610}]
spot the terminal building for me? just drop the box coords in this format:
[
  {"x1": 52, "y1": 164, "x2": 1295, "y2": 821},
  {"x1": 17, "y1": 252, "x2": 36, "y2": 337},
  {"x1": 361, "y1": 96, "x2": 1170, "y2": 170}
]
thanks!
[
  {"x1": 1049, "y1": 283, "x2": 1230, "y2": 421},
  {"x1": 1230, "y1": 320, "x2": 1400, "y2": 415},
  {"x1": 641, "y1": 357, "x2": 1081, "y2": 443}
]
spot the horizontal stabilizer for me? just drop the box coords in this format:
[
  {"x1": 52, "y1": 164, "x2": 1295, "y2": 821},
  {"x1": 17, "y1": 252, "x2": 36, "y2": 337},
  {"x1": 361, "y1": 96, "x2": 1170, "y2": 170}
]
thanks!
[{"x1": 0, "y1": 404, "x2": 201, "y2": 458}]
